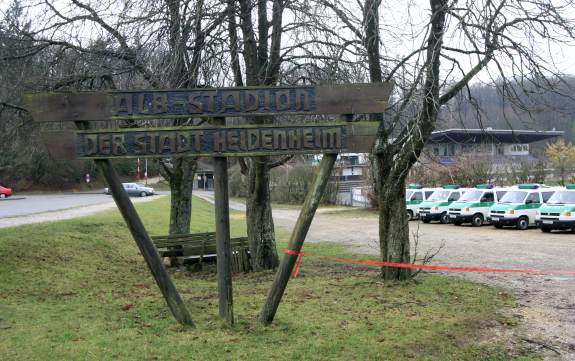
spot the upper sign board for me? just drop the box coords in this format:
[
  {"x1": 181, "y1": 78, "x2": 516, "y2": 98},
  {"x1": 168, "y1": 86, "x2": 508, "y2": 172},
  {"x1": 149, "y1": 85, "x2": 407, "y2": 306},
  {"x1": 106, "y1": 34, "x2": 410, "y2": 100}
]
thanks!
[{"x1": 24, "y1": 83, "x2": 393, "y2": 122}]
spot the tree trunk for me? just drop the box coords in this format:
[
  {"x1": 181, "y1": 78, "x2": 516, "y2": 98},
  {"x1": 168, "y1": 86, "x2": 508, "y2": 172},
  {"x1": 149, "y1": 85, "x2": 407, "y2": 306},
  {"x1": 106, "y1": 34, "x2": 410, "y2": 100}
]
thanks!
[
  {"x1": 375, "y1": 147, "x2": 411, "y2": 280},
  {"x1": 233, "y1": 0, "x2": 283, "y2": 271},
  {"x1": 164, "y1": 158, "x2": 198, "y2": 235},
  {"x1": 369, "y1": 0, "x2": 447, "y2": 281},
  {"x1": 246, "y1": 157, "x2": 279, "y2": 270}
]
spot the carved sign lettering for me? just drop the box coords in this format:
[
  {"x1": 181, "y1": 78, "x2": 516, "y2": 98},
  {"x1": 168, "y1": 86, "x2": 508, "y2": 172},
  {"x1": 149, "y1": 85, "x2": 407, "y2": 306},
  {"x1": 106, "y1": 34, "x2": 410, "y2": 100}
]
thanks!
[
  {"x1": 42, "y1": 123, "x2": 379, "y2": 159},
  {"x1": 24, "y1": 83, "x2": 394, "y2": 122}
]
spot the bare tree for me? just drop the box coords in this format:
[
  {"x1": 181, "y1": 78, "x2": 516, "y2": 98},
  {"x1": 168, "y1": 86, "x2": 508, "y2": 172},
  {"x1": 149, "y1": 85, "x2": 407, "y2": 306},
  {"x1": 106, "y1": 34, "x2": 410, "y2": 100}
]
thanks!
[
  {"x1": 3, "y1": 0, "x2": 227, "y2": 239},
  {"x1": 323, "y1": 0, "x2": 575, "y2": 280},
  {"x1": 227, "y1": 0, "x2": 342, "y2": 269}
]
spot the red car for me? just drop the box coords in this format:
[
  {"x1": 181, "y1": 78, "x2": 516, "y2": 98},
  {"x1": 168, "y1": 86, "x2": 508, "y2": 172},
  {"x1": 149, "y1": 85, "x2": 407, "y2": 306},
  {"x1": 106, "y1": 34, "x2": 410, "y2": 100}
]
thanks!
[{"x1": 0, "y1": 185, "x2": 13, "y2": 198}]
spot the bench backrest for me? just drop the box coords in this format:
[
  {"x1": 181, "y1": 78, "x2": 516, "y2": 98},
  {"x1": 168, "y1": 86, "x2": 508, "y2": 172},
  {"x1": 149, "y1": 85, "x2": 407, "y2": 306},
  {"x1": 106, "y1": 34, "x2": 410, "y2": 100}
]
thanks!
[
  {"x1": 152, "y1": 232, "x2": 217, "y2": 248},
  {"x1": 152, "y1": 232, "x2": 249, "y2": 256},
  {"x1": 151, "y1": 232, "x2": 251, "y2": 272}
]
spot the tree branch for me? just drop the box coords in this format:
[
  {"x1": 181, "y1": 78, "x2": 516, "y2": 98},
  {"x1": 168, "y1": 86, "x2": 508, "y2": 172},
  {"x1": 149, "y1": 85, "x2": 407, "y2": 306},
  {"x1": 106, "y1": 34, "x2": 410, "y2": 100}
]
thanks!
[{"x1": 268, "y1": 155, "x2": 294, "y2": 169}]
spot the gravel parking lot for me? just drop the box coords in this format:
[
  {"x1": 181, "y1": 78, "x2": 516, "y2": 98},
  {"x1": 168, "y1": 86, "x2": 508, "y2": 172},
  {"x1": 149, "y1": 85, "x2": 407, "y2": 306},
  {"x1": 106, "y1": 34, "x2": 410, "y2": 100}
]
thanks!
[
  {"x1": 191, "y1": 190, "x2": 574, "y2": 359},
  {"x1": 278, "y1": 209, "x2": 575, "y2": 360}
]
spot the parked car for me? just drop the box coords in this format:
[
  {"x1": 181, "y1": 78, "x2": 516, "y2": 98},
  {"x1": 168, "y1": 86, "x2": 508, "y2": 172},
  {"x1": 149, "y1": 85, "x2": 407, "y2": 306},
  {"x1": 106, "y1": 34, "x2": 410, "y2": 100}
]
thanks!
[
  {"x1": 536, "y1": 184, "x2": 575, "y2": 233},
  {"x1": 105, "y1": 183, "x2": 155, "y2": 197},
  {"x1": 448, "y1": 184, "x2": 509, "y2": 226},
  {"x1": 405, "y1": 184, "x2": 441, "y2": 221},
  {"x1": 0, "y1": 184, "x2": 13, "y2": 198},
  {"x1": 418, "y1": 185, "x2": 469, "y2": 224},
  {"x1": 488, "y1": 184, "x2": 556, "y2": 230}
]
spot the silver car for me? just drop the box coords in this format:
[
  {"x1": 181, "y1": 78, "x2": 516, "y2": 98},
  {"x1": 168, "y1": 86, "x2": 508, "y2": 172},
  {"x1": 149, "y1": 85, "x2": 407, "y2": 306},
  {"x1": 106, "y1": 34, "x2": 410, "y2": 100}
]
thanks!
[{"x1": 105, "y1": 183, "x2": 155, "y2": 197}]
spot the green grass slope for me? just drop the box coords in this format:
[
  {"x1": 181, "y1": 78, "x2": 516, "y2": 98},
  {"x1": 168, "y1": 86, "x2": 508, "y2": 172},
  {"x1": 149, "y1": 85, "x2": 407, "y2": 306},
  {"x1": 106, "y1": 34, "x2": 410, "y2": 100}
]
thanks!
[{"x1": 0, "y1": 197, "x2": 537, "y2": 360}]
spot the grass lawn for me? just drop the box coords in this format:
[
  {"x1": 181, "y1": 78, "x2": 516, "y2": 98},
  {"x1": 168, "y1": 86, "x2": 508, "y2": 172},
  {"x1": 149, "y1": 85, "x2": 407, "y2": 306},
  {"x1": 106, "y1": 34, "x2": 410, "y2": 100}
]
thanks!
[{"x1": 0, "y1": 196, "x2": 537, "y2": 360}]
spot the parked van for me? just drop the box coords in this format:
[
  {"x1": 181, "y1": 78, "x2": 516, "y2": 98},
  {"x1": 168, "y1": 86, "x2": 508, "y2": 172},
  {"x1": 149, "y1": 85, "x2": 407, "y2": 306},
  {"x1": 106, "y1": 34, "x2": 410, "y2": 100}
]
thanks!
[
  {"x1": 488, "y1": 184, "x2": 556, "y2": 230},
  {"x1": 405, "y1": 184, "x2": 438, "y2": 221},
  {"x1": 448, "y1": 184, "x2": 508, "y2": 226},
  {"x1": 418, "y1": 185, "x2": 468, "y2": 224},
  {"x1": 535, "y1": 184, "x2": 575, "y2": 233}
]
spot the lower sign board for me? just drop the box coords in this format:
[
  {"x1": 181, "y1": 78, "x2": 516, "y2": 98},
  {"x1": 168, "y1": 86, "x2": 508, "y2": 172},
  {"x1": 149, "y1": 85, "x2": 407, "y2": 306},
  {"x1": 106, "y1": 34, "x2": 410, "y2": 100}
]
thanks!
[{"x1": 43, "y1": 122, "x2": 379, "y2": 160}]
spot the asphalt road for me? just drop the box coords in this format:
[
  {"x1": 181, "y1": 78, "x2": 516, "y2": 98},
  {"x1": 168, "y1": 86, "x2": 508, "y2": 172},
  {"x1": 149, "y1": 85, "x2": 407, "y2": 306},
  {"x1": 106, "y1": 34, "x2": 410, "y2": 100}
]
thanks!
[
  {"x1": 0, "y1": 193, "x2": 114, "y2": 218},
  {"x1": 0, "y1": 192, "x2": 170, "y2": 219}
]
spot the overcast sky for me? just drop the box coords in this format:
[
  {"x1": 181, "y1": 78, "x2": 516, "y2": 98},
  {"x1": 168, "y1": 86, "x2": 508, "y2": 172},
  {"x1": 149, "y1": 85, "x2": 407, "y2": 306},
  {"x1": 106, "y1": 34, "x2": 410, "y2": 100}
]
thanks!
[{"x1": 2, "y1": 0, "x2": 575, "y2": 84}]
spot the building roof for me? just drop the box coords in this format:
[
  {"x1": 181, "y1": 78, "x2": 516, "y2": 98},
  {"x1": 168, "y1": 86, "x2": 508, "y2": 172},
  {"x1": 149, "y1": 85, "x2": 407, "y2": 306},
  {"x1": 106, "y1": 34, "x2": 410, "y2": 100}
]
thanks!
[{"x1": 429, "y1": 128, "x2": 564, "y2": 144}]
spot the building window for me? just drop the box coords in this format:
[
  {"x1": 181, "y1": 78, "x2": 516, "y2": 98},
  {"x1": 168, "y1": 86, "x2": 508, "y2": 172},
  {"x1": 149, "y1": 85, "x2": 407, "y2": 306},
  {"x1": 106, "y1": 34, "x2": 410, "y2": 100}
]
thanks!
[{"x1": 510, "y1": 144, "x2": 529, "y2": 153}]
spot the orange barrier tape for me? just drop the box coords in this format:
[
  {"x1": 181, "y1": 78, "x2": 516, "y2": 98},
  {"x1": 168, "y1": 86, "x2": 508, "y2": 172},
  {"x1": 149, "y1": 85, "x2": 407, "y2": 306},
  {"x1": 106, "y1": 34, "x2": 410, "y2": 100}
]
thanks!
[
  {"x1": 284, "y1": 249, "x2": 305, "y2": 277},
  {"x1": 283, "y1": 249, "x2": 575, "y2": 277}
]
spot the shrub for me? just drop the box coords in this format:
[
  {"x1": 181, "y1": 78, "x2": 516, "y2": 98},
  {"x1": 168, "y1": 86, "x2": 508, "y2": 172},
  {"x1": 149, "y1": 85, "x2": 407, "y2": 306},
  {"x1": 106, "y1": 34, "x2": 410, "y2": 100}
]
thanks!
[{"x1": 228, "y1": 163, "x2": 338, "y2": 204}]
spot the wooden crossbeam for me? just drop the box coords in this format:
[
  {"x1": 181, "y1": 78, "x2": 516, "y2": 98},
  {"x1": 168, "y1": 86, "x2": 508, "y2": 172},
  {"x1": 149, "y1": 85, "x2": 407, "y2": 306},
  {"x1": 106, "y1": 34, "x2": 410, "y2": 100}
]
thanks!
[
  {"x1": 24, "y1": 83, "x2": 393, "y2": 122},
  {"x1": 41, "y1": 122, "x2": 379, "y2": 160}
]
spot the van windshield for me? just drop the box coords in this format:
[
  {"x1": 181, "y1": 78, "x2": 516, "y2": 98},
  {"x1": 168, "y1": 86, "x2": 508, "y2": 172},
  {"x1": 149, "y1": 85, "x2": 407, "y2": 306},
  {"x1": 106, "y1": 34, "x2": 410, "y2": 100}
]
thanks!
[
  {"x1": 406, "y1": 190, "x2": 413, "y2": 200},
  {"x1": 499, "y1": 191, "x2": 527, "y2": 204},
  {"x1": 459, "y1": 190, "x2": 482, "y2": 202},
  {"x1": 547, "y1": 191, "x2": 575, "y2": 204},
  {"x1": 427, "y1": 190, "x2": 450, "y2": 201}
]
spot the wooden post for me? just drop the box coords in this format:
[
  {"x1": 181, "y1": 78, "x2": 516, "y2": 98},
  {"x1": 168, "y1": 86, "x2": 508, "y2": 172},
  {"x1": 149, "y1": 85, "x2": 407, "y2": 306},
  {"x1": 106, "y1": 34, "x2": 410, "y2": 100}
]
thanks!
[
  {"x1": 96, "y1": 159, "x2": 195, "y2": 326},
  {"x1": 212, "y1": 117, "x2": 234, "y2": 325},
  {"x1": 74, "y1": 121, "x2": 194, "y2": 327},
  {"x1": 259, "y1": 114, "x2": 352, "y2": 325}
]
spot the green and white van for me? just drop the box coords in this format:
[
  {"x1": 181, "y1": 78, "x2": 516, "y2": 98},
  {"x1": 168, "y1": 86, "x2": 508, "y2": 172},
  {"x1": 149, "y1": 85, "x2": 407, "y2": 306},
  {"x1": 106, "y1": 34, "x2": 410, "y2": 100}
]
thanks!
[
  {"x1": 536, "y1": 184, "x2": 575, "y2": 233},
  {"x1": 418, "y1": 185, "x2": 468, "y2": 224},
  {"x1": 488, "y1": 184, "x2": 556, "y2": 230},
  {"x1": 448, "y1": 184, "x2": 508, "y2": 226},
  {"x1": 405, "y1": 184, "x2": 438, "y2": 221}
]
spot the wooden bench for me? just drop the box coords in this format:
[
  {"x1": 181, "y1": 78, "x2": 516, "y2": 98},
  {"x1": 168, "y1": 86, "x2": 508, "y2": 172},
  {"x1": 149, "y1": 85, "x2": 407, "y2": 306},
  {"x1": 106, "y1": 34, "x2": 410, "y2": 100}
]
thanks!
[{"x1": 151, "y1": 232, "x2": 251, "y2": 272}]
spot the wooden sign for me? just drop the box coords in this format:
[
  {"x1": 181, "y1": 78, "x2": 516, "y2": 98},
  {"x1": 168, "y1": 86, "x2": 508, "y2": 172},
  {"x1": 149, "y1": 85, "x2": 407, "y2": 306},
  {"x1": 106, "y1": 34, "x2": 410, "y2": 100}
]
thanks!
[
  {"x1": 24, "y1": 83, "x2": 393, "y2": 122},
  {"x1": 43, "y1": 122, "x2": 379, "y2": 160}
]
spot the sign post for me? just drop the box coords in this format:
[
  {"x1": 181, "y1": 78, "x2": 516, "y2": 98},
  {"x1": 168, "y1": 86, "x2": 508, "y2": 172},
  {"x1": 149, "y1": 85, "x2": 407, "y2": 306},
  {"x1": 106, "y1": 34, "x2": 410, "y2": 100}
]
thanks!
[
  {"x1": 259, "y1": 114, "x2": 353, "y2": 325},
  {"x1": 73, "y1": 120, "x2": 196, "y2": 327},
  {"x1": 96, "y1": 158, "x2": 195, "y2": 326},
  {"x1": 212, "y1": 117, "x2": 234, "y2": 325},
  {"x1": 25, "y1": 82, "x2": 393, "y2": 327}
]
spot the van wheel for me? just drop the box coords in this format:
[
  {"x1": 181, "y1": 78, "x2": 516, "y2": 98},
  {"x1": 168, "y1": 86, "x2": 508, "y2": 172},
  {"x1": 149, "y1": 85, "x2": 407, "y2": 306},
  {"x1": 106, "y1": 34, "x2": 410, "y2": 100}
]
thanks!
[
  {"x1": 494, "y1": 224, "x2": 503, "y2": 229},
  {"x1": 422, "y1": 218, "x2": 431, "y2": 224},
  {"x1": 453, "y1": 221, "x2": 462, "y2": 226},
  {"x1": 440, "y1": 212, "x2": 450, "y2": 224},
  {"x1": 516, "y1": 217, "x2": 529, "y2": 230},
  {"x1": 406, "y1": 210, "x2": 414, "y2": 221},
  {"x1": 471, "y1": 214, "x2": 484, "y2": 227},
  {"x1": 541, "y1": 227, "x2": 552, "y2": 233},
  {"x1": 140, "y1": 191, "x2": 147, "y2": 197}
]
